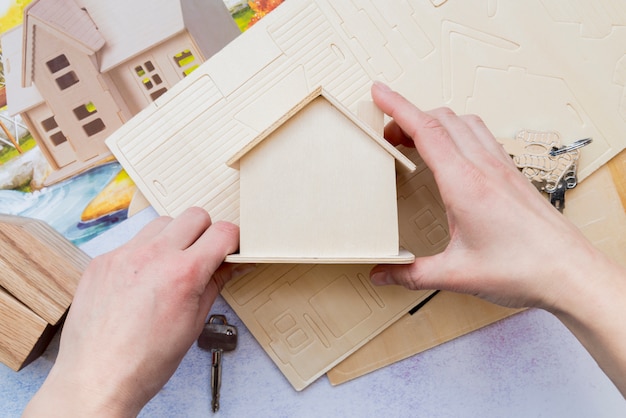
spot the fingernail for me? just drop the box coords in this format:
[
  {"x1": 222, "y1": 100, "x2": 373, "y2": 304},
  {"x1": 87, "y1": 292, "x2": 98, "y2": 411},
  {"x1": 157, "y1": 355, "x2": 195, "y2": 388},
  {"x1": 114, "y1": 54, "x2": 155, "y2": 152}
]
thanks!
[
  {"x1": 371, "y1": 271, "x2": 392, "y2": 286},
  {"x1": 372, "y1": 80, "x2": 391, "y2": 92}
]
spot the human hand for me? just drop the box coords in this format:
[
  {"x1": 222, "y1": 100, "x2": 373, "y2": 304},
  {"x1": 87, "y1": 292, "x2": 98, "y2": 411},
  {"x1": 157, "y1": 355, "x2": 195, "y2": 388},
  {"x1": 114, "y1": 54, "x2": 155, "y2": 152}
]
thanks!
[
  {"x1": 369, "y1": 82, "x2": 599, "y2": 310},
  {"x1": 24, "y1": 207, "x2": 240, "y2": 418}
]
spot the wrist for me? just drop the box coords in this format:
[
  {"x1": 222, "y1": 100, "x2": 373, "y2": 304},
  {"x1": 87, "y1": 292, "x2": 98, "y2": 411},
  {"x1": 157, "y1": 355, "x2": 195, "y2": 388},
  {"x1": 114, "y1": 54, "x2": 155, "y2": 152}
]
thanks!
[{"x1": 23, "y1": 362, "x2": 142, "y2": 418}]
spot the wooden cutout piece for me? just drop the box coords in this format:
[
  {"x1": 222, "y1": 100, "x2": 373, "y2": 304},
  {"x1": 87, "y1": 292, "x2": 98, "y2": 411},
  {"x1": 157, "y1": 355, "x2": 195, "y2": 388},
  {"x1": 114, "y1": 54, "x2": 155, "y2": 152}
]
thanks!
[
  {"x1": 226, "y1": 88, "x2": 415, "y2": 264},
  {"x1": 221, "y1": 263, "x2": 434, "y2": 391},
  {"x1": 328, "y1": 292, "x2": 521, "y2": 385}
]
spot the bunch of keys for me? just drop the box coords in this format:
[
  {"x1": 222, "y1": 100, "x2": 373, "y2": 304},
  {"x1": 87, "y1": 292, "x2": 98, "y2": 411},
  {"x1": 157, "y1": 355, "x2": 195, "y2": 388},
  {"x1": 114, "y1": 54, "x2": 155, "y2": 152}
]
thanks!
[
  {"x1": 498, "y1": 130, "x2": 592, "y2": 212},
  {"x1": 198, "y1": 314, "x2": 238, "y2": 413}
]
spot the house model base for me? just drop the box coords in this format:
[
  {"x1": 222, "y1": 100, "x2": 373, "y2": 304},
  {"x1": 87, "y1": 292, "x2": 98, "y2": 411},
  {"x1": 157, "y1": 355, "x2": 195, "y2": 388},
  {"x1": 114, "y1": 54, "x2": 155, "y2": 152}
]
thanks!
[{"x1": 224, "y1": 249, "x2": 415, "y2": 264}]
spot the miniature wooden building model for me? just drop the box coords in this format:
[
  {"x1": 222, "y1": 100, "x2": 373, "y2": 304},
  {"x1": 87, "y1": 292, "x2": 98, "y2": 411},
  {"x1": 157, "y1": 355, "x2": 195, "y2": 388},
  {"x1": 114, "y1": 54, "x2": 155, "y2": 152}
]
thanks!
[
  {"x1": 0, "y1": 214, "x2": 90, "y2": 371},
  {"x1": 1, "y1": 0, "x2": 239, "y2": 185},
  {"x1": 226, "y1": 88, "x2": 416, "y2": 264}
]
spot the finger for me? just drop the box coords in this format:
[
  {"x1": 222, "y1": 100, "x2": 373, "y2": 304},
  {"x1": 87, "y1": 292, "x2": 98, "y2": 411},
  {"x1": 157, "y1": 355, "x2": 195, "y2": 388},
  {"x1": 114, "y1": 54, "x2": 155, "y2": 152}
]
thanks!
[
  {"x1": 158, "y1": 207, "x2": 213, "y2": 250},
  {"x1": 186, "y1": 220, "x2": 240, "y2": 286},
  {"x1": 383, "y1": 120, "x2": 415, "y2": 148},
  {"x1": 126, "y1": 215, "x2": 172, "y2": 247},
  {"x1": 460, "y1": 114, "x2": 517, "y2": 166},
  {"x1": 371, "y1": 82, "x2": 464, "y2": 175},
  {"x1": 196, "y1": 263, "x2": 235, "y2": 320},
  {"x1": 370, "y1": 253, "x2": 452, "y2": 292}
]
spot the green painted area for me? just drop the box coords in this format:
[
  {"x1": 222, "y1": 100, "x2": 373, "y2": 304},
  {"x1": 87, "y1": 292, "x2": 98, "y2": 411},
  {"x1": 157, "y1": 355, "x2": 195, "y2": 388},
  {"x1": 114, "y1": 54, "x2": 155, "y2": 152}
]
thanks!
[
  {"x1": 0, "y1": 134, "x2": 36, "y2": 164},
  {"x1": 232, "y1": 6, "x2": 255, "y2": 32}
]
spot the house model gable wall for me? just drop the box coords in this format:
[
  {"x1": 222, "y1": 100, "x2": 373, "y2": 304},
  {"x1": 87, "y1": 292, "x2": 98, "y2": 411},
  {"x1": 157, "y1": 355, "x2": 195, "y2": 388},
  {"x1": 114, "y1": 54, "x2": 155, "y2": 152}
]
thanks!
[{"x1": 229, "y1": 91, "x2": 415, "y2": 263}]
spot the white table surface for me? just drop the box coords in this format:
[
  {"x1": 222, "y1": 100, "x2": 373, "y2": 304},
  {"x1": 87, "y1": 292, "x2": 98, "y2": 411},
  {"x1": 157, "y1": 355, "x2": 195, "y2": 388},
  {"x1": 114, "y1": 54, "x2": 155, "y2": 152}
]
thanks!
[{"x1": 1, "y1": 208, "x2": 625, "y2": 417}]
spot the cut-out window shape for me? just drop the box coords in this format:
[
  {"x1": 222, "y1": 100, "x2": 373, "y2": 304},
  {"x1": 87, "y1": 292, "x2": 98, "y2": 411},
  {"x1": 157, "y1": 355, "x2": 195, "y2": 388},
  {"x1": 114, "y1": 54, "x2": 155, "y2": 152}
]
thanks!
[
  {"x1": 142, "y1": 78, "x2": 153, "y2": 90},
  {"x1": 55, "y1": 71, "x2": 79, "y2": 90},
  {"x1": 46, "y1": 55, "x2": 70, "y2": 74},
  {"x1": 41, "y1": 116, "x2": 58, "y2": 132},
  {"x1": 73, "y1": 102, "x2": 98, "y2": 120},
  {"x1": 150, "y1": 88, "x2": 167, "y2": 101},
  {"x1": 50, "y1": 131, "x2": 67, "y2": 146},
  {"x1": 145, "y1": 61, "x2": 155, "y2": 72},
  {"x1": 135, "y1": 65, "x2": 146, "y2": 77},
  {"x1": 173, "y1": 49, "x2": 195, "y2": 68},
  {"x1": 83, "y1": 118, "x2": 106, "y2": 137},
  {"x1": 153, "y1": 74, "x2": 162, "y2": 85}
]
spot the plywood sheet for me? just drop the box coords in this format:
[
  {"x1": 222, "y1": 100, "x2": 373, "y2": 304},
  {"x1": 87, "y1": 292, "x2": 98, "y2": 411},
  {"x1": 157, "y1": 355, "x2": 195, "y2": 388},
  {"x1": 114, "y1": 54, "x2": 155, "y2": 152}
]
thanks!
[
  {"x1": 328, "y1": 160, "x2": 626, "y2": 385},
  {"x1": 106, "y1": 0, "x2": 626, "y2": 390},
  {"x1": 222, "y1": 264, "x2": 433, "y2": 390}
]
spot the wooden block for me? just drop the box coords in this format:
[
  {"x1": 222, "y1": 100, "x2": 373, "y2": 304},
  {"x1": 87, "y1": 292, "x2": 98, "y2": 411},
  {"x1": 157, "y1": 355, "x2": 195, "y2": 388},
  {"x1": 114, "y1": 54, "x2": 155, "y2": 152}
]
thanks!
[
  {"x1": 0, "y1": 286, "x2": 57, "y2": 371},
  {"x1": 0, "y1": 215, "x2": 88, "y2": 371},
  {"x1": 0, "y1": 215, "x2": 90, "y2": 325}
]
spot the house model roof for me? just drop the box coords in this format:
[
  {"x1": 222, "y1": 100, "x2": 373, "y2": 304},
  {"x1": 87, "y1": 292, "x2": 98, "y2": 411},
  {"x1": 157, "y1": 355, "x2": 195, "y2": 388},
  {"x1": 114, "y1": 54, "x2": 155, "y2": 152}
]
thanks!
[
  {"x1": 19, "y1": 0, "x2": 224, "y2": 81},
  {"x1": 227, "y1": 87, "x2": 417, "y2": 173},
  {"x1": 76, "y1": 0, "x2": 191, "y2": 72}
]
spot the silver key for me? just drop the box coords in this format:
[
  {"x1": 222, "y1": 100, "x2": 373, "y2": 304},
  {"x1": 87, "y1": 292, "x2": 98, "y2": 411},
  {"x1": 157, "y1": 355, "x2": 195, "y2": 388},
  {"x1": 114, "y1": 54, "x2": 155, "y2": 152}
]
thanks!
[{"x1": 198, "y1": 314, "x2": 238, "y2": 413}]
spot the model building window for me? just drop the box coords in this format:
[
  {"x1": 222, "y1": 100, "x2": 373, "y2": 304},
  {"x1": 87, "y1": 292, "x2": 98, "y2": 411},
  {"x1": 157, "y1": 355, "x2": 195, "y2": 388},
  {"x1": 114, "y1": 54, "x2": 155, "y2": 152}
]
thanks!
[
  {"x1": 55, "y1": 71, "x2": 79, "y2": 90},
  {"x1": 46, "y1": 54, "x2": 70, "y2": 73},
  {"x1": 134, "y1": 60, "x2": 166, "y2": 100},
  {"x1": 73, "y1": 102, "x2": 97, "y2": 120},
  {"x1": 83, "y1": 118, "x2": 106, "y2": 137},
  {"x1": 41, "y1": 116, "x2": 59, "y2": 132},
  {"x1": 173, "y1": 49, "x2": 198, "y2": 77},
  {"x1": 50, "y1": 131, "x2": 68, "y2": 146},
  {"x1": 40, "y1": 115, "x2": 67, "y2": 146}
]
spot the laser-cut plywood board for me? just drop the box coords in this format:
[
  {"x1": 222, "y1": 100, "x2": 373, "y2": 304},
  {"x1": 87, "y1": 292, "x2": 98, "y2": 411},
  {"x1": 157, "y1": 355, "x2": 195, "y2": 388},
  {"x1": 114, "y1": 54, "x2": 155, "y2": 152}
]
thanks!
[
  {"x1": 106, "y1": 0, "x2": 626, "y2": 390},
  {"x1": 328, "y1": 157, "x2": 626, "y2": 385}
]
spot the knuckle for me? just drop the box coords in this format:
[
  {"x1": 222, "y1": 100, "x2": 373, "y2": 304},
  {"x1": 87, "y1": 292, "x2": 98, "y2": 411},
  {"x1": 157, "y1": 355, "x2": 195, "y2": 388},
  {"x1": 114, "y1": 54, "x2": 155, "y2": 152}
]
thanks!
[
  {"x1": 463, "y1": 113, "x2": 485, "y2": 126},
  {"x1": 211, "y1": 221, "x2": 240, "y2": 239},
  {"x1": 185, "y1": 206, "x2": 212, "y2": 223}
]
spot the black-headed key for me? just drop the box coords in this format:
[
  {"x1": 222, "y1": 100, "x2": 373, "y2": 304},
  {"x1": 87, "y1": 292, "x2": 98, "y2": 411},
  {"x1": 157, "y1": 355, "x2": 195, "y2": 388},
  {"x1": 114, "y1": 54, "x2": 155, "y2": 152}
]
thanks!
[{"x1": 198, "y1": 314, "x2": 238, "y2": 413}]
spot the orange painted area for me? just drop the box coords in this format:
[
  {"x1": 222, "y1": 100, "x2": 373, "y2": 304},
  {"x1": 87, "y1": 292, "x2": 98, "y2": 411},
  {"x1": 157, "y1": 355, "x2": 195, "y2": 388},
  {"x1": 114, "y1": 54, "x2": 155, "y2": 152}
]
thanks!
[{"x1": 81, "y1": 169, "x2": 136, "y2": 222}]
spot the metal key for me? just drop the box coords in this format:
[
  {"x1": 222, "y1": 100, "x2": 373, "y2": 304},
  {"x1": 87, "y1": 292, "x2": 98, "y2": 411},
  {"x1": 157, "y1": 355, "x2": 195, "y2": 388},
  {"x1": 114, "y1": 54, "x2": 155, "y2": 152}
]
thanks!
[{"x1": 198, "y1": 314, "x2": 238, "y2": 413}]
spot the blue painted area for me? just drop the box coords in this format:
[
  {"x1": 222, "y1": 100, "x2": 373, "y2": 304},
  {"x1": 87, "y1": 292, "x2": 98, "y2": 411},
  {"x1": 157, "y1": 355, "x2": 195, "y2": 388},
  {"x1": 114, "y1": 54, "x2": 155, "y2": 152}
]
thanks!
[{"x1": 0, "y1": 162, "x2": 127, "y2": 245}]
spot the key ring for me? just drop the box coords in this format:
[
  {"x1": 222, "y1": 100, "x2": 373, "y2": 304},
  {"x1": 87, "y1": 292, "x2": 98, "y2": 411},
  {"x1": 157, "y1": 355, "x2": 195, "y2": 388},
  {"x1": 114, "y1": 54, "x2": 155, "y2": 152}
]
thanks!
[{"x1": 549, "y1": 137, "x2": 593, "y2": 156}]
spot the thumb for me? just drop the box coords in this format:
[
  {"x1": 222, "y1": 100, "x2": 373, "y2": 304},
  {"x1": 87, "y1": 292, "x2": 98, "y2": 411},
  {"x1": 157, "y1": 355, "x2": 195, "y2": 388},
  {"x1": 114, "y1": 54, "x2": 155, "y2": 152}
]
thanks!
[{"x1": 370, "y1": 253, "x2": 448, "y2": 291}]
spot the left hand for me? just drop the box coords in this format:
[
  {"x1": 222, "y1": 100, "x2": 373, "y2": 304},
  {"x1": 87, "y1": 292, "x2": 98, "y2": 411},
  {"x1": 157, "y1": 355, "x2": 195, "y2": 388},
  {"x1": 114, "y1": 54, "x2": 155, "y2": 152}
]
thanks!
[{"x1": 24, "y1": 207, "x2": 240, "y2": 418}]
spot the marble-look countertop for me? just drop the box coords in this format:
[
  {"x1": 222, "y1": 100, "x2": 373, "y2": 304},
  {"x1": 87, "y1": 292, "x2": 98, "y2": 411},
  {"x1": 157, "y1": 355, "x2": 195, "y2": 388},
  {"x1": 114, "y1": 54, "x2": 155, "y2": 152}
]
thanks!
[{"x1": 1, "y1": 208, "x2": 625, "y2": 417}]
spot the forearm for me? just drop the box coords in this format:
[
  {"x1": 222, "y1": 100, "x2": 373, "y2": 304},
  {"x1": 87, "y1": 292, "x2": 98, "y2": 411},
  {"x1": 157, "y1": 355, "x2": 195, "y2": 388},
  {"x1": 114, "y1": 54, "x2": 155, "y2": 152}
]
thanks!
[{"x1": 548, "y1": 247, "x2": 626, "y2": 397}]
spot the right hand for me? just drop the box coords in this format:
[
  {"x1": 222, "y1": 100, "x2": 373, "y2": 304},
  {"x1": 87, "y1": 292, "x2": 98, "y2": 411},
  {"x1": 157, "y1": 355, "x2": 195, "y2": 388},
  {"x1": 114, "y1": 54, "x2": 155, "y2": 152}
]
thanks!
[{"x1": 369, "y1": 82, "x2": 600, "y2": 311}]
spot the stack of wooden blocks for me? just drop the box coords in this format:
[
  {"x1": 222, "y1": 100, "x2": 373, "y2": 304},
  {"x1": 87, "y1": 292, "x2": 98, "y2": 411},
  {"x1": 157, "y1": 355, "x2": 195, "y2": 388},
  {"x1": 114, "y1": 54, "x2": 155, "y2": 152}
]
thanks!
[{"x1": 0, "y1": 214, "x2": 89, "y2": 371}]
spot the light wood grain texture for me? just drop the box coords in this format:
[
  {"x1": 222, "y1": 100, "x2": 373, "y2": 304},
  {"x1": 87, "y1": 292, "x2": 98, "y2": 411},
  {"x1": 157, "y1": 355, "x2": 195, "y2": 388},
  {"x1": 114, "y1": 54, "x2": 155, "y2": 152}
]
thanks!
[
  {"x1": 608, "y1": 149, "x2": 626, "y2": 212},
  {"x1": 227, "y1": 88, "x2": 415, "y2": 263},
  {"x1": 0, "y1": 287, "x2": 56, "y2": 371},
  {"x1": 0, "y1": 214, "x2": 90, "y2": 325},
  {"x1": 328, "y1": 292, "x2": 521, "y2": 385},
  {"x1": 105, "y1": 0, "x2": 626, "y2": 390}
]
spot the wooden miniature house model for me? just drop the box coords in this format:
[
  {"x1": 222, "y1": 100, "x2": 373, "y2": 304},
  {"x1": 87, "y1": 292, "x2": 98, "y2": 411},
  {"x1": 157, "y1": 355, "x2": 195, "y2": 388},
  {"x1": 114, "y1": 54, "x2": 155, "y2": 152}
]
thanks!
[
  {"x1": 225, "y1": 88, "x2": 416, "y2": 264},
  {"x1": 1, "y1": 0, "x2": 239, "y2": 185},
  {"x1": 0, "y1": 214, "x2": 90, "y2": 371}
]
